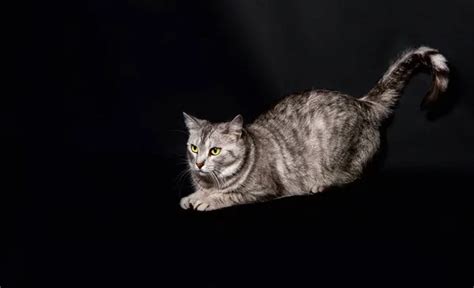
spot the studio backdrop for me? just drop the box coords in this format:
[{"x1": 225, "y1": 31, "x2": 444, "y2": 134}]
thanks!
[{"x1": 12, "y1": 0, "x2": 474, "y2": 287}]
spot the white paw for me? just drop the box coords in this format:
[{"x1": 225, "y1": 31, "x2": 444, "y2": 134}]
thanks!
[{"x1": 180, "y1": 195, "x2": 214, "y2": 211}]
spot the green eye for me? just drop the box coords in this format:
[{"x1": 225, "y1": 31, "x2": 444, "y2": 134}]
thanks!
[
  {"x1": 190, "y1": 144, "x2": 198, "y2": 153},
  {"x1": 209, "y1": 147, "x2": 221, "y2": 156}
]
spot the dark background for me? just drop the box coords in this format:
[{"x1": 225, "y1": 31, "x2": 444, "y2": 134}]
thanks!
[{"x1": 9, "y1": 0, "x2": 474, "y2": 287}]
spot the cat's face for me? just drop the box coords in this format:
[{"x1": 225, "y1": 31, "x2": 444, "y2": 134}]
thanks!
[{"x1": 183, "y1": 113, "x2": 245, "y2": 182}]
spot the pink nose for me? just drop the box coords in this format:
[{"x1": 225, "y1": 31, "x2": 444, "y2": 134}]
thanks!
[{"x1": 196, "y1": 161, "x2": 205, "y2": 169}]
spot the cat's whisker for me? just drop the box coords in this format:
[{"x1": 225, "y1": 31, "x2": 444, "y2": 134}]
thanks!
[
  {"x1": 210, "y1": 172, "x2": 217, "y2": 190},
  {"x1": 174, "y1": 169, "x2": 189, "y2": 183},
  {"x1": 211, "y1": 171, "x2": 222, "y2": 190},
  {"x1": 174, "y1": 169, "x2": 193, "y2": 198},
  {"x1": 213, "y1": 171, "x2": 223, "y2": 190}
]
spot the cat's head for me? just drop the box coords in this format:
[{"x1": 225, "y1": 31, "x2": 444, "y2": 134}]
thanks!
[{"x1": 183, "y1": 112, "x2": 245, "y2": 183}]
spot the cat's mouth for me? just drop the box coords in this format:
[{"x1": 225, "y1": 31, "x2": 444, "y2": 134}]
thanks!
[{"x1": 196, "y1": 170, "x2": 209, "y2": 175}]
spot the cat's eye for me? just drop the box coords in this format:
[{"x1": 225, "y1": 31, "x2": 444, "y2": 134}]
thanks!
[
  {"x1": 209, "y1": 147, "x2": 221, "y2": 156},
  {"x1": 190, "y1": 144, "x2": 198, "y2": 153}
]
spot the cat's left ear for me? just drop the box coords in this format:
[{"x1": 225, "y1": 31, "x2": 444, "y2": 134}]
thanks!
[{"x1": 228, "y1": 114, "x2": 244, "y2": 137}]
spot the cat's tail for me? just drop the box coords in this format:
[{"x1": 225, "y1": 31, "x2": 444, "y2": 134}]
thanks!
[{"x1": 361, "y1": 46, "x2": 449, "y2": 119}]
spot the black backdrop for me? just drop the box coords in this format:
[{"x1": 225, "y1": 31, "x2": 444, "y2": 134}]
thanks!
[{"x1": 10, "y1": 0, "x2": 474, "y2": 287}]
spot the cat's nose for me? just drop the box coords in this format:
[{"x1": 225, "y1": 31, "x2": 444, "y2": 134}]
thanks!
[{"x1": 196, "y1": 161, "x2": 205, "y2": 169}]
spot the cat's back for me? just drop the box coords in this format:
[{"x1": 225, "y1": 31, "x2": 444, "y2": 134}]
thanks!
[
  {"x1": 252, "y1": 89, "x2": 366, "y2": 128},
  {"x1": 248, "y1": 88, "x2": 376, "y2": 163}
]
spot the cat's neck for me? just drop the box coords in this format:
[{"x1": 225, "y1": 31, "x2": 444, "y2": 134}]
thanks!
[{"x1": 219, "y1": 128, "x2": 257, "y2": 192}]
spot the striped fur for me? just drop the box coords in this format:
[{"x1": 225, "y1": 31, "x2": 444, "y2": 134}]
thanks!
[{"x1": 180, "y1": 46, "x2": 449, "y2": 211}]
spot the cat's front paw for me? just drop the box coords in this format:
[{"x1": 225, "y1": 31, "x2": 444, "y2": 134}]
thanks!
[{"x1": 180, "y1": 194, "x2": 215, "y2": 211}]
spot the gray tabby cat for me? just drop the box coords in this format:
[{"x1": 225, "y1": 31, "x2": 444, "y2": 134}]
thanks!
[{"x1": 180, "y1": 46, "x2": 449, "y2": 211}]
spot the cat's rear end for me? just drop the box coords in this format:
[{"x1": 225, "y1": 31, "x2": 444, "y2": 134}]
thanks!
[{"x1": 250, "y1": 46, "x2": 449, "y2": 194}]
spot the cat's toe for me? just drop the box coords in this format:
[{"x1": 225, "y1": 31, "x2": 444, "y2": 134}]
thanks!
[
  {"x1": 193, "y1": 200, "x2": 210, "y2": 211},
  {"x1": 179, "y1": 196, "x2": 191, "y2": 209},
  {"x1": 310, "y1": 185, "x2": 326, "y2": 194}
]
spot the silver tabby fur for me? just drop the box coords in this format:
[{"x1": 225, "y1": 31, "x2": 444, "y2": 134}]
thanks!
[{"x1": 180, "y1": 46, "x2": 449, "y2": 211}]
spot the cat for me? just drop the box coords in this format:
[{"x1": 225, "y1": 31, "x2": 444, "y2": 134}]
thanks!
[{"x1": 180, "y1": 46, "x2": 449, "y2": 211}]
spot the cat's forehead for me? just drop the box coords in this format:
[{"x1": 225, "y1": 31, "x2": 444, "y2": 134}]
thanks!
[{"x1": 189, "y1": 123, "x2": 234, "y2": 145}]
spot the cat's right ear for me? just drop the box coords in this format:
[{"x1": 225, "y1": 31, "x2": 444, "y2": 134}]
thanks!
[{"x1": 183, "y1": 112, "x2": 205, "y2": 130}]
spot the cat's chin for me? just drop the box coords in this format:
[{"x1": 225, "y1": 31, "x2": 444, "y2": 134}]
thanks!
[
  {"x1": 192, "y1": 170, "x2": 215, "y2": 188},
  {"x1": 194, "y1": 170, "x2": 209, "y2": 176}
]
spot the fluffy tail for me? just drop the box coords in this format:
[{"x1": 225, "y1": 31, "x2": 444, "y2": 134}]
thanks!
[{"x1": 362, "y1": 46, "x2": 449, "y2": 118}]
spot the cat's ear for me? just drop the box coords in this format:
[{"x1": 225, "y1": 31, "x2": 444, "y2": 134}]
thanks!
[
  {"x1": 228, "y1": 114, "x2": 244, "y2": 137},
  {"x1": 183, "y1": 112, "x2": 205, "y2": 130}
]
